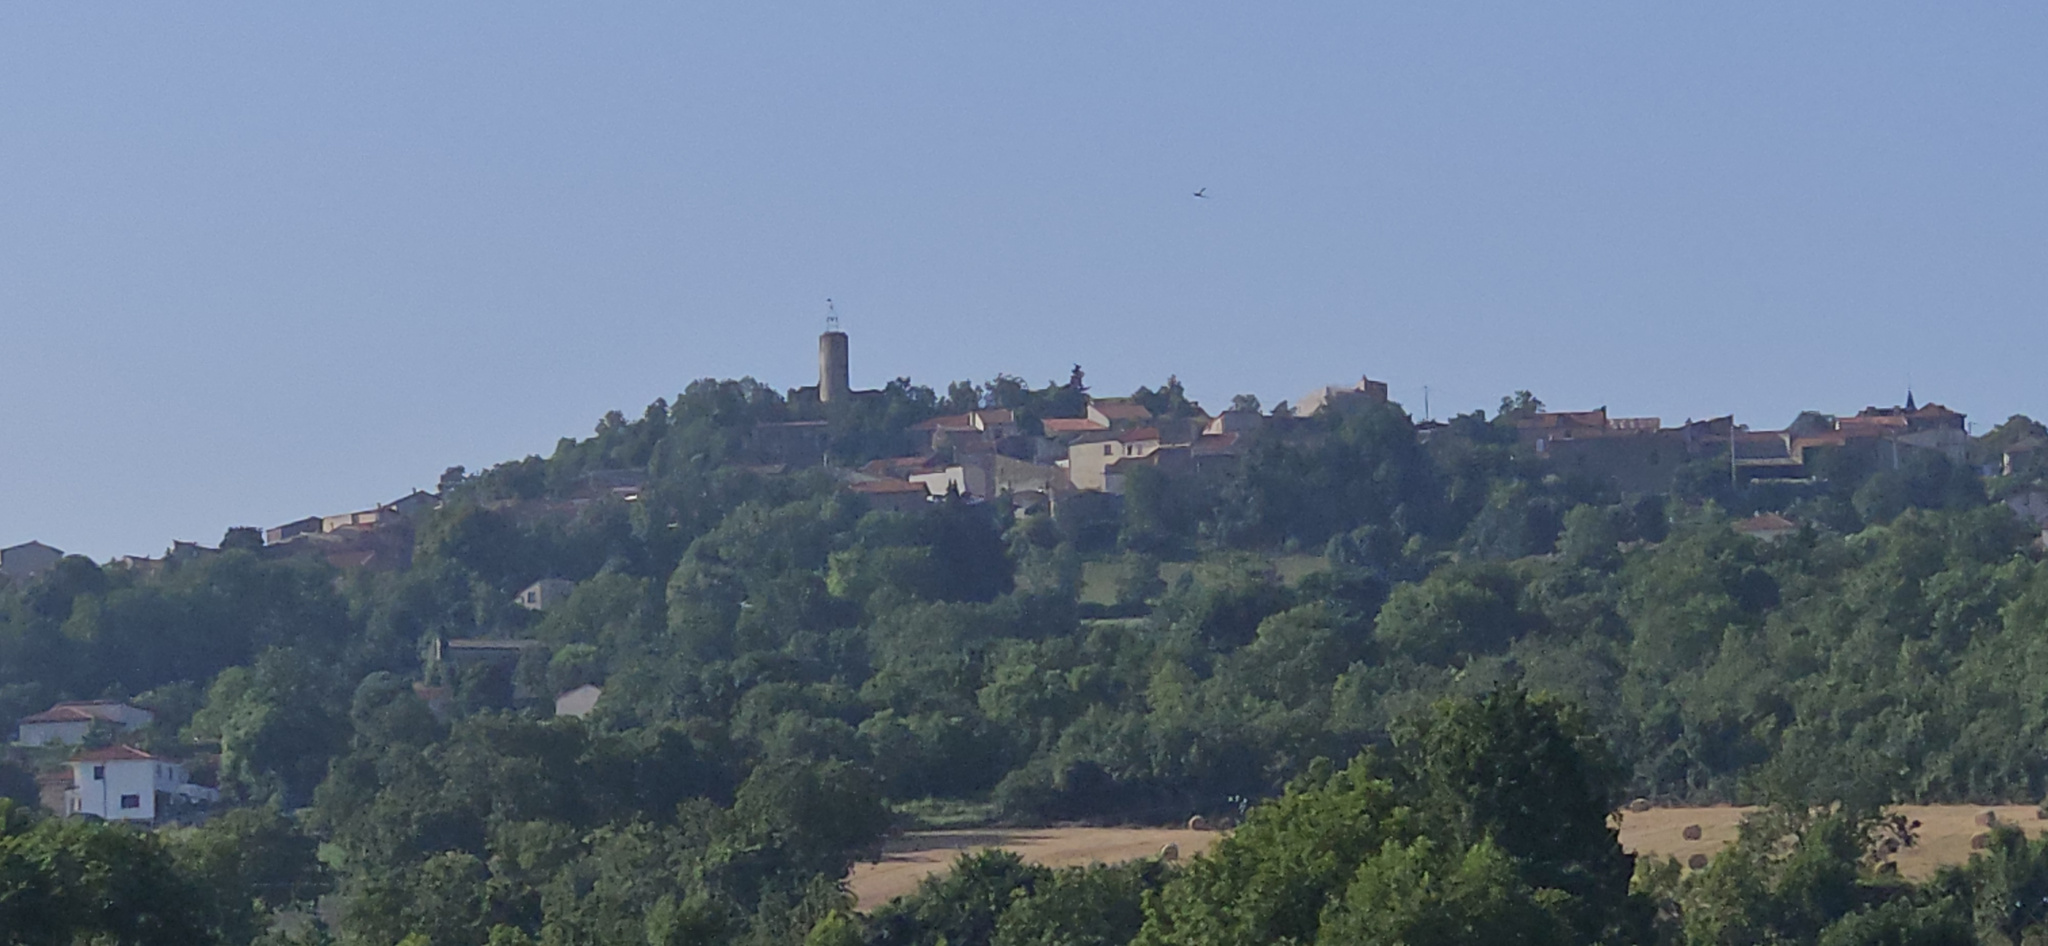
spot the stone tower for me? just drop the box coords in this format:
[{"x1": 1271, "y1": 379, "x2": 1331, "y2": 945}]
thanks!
[{"x1": 819, "y1": 329, "x2": 850, "y2": 404}]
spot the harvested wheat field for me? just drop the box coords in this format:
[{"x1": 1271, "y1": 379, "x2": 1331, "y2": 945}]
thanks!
[
  {"x1": 1617, "y1": 804, "x2": 2048, "y2": 878},
  {"x1": 848, "y1": 827, "x2": 1221, "y2": 909},
  {"x1": 850, "y1": 805, "x2": 2048, "y2": 909}
]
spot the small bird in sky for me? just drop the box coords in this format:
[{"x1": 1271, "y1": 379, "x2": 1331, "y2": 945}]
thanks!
[{"x1": 1192, "y1": 188, "x2": 1208, "y2": 199}]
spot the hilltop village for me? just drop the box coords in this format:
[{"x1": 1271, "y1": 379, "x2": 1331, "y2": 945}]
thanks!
[
  {"x1": 5, "y1": 328, "x2": 2046, "y2": 823},
  {"x1": 9, "y1": 329, "x2": 2048, "y2": 944},
  {"x1": 3, "y1": 328, "x2": 2031, "y2": 592}
]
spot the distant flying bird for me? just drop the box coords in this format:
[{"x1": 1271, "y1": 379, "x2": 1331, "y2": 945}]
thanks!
[{"x1": 1192, "y1": 188, "x2": 1208, "y2": 199}]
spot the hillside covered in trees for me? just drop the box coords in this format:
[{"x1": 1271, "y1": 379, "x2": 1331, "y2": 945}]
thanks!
[{"x1": 7, "y1": 371, "x2": 2048, "y2": 944}]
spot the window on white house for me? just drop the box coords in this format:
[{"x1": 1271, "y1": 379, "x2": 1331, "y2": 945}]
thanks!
[
  {"x1": 119, "y1": 794, "x2": 140, "y2": 809},
  {"x1": 92, "y1": 765, "x2": 105, "y2": 780}
]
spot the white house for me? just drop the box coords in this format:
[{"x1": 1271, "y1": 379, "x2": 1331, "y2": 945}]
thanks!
[
  {"x1": 516, "y1": 578, "x2": 577, "y2": 611},
  {"x1": 65, "y1": 745, "x2": 217, "y2": 822},
  {"x1": 555, "y1": 684, "x2": 603, "y2": 719},
  {"x1": 1062, "y1": 428, "x2": 1167, "y2": 493},
  {"x1": 910, "y1": 463, "x2": 995, "y2": 499},
  {"x1": 0, "y1": 541, "x2": 64, "y2": 581},
  {"x1": 15, "y1": 700, "x2": 155, "y2": 747}
]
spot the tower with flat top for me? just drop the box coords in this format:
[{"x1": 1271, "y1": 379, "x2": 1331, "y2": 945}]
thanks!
[{"x1": 819, "y1": 312, "x2": 850, "y2": 405}]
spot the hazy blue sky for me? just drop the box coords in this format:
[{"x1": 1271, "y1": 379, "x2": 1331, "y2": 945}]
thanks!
[{"x1": 5, "y1": 5, "x2": 2046, "y2": 559}]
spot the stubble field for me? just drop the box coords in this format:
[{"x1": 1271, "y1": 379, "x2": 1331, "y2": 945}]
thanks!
[{"x1": 848, "y1": 805, "x2": 2048, "y2": 909}]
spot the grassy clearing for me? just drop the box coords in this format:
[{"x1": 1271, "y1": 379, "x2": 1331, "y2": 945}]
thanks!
[
  {"x1": 1081, "y1": 553, "x2": 1329, "y2": 607},
  {"x1": 1271, "y1": 554, "x2": 1328, "y2": 584},
  {"x1": 1079, "y1": 560, "x2": 1120, "y2": 606},
  {"x1": 891, "y1": 797, "x2": 999, "y2": 830}
]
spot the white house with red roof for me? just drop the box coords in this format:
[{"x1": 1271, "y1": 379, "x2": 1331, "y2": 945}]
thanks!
[
  {"x1": 15, "y1": 700, "x2": 155, "y2": 747},
  {"x1": 65, "y1": 745, "x2": 217, "y2": 822},
  {"x1": 1062, "y1": 427, "x2": 1169, "y2": 493}
]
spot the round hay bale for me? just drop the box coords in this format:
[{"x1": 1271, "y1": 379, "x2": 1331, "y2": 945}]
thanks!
[
  {"x1": 1972, "y1": 832, "x2": 1993, "y2": 851},
  {"x1": 1159, "y1": 842, "x2": 1180, "y2": 862},
  {"x1": 1977, "y1": 810, "x2": 1998, "y2": 827},
  {"x1": 1186, "y1": 815, "x2": 1210, "y2": 831},
  {"x1": 1681, "y1": 824, "x2": 1703, "y2": 841},
  {"x1": 1686, "y1": 853, "x2": 1710, "y2": 870},
  {"x1": 1626, "y1": 798, "x2": 1653, "y2": 813}
]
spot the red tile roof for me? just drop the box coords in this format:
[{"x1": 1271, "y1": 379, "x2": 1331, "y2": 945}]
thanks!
[
  {"x1": 861, "y1": 455, "x2": 943, "y2": 476},
  {"x1": 1836, "y1": 415, "x2": 1907, "y2": 436},
  {"x1": 1042, "y1": 417, "x2": 1108, "y2": 434},
  {"x1": 1517, "y1": 409, "x2": 1609, "y2": 430},
  {"x1": 20, "y1": 701, "x2": 138, "y2": 724},
  {"x1": 849, "y1": 479, "x2": 928, "y2": 494},
  {"x1": 21, "y1": 706, "x2": 96, "y2": 724},
  {"x1": 1734, "y1": 513, "x2": 1798, "y2": 535},
  {"x1": 1119, "y1": 427, "x2": 1162, "y2": 444},
  {"x1": 913, "y1": 413, "x2": 976, "y2": 432},
  {"x1": 1089, "y1": 400, "x2": 1153, "y2": 421},
  {"x1": 72, "y1": 745, "x2": 158, "y2": 763}
]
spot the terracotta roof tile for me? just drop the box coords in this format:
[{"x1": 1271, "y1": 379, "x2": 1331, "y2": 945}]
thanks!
[
  {"x1": 1734, "y1": 513, "x2": 1798, "y2": 535},
  {"x1": 913, "y1": 413, "x2": 975, "y2": 431},
  {"x1": 1517, "y1": 409, "x2": 1609, "y2": 430},
  {"x1": 20, "y1": 706, "x2": 96, "y2": 724},
  {"x1": 72, "y1": 745, "x2": 158, "y2": 763},
  {"x1": 1089, "y1": 400, "x2": 1153, "y2": 421},
  {"x1": 849, "y1": 480, "x2": 928, "y2": 495}
]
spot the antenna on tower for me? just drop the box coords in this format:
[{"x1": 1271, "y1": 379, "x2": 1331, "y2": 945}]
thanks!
[{"x1": 825, "y1": 298, "x2": 841, "y2": 333}]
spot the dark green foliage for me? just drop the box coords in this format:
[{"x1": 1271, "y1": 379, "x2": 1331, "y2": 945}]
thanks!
[
  {"x1": 867, "y1": 849, "x2": 1050, "y2": 946},
  {"x1": 0, "y1": 759, "x2": 35, "y2": 809},
  {"x1": 1217, "y1": 402, "x2": 1443, "y2": 549},
  {"x1": 0, "y1": 800, "x2": 224, "y2": 944},
  {"x1": 1138, "y1": 693, "x2": 1648, "y2": 946},
  {"x1": 1390, "y1": 689, "x2": 1646, "y2": 943}
]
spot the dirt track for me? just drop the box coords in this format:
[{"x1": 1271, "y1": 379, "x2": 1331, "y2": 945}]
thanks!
[{"x1": 848, "y1": 805, "x2": 2048, "y2": 908}]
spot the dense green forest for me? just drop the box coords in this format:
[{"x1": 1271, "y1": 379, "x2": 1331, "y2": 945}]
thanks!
[{"x1": 6, "y1": 373, "x2": 2048, "y2": 944}]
